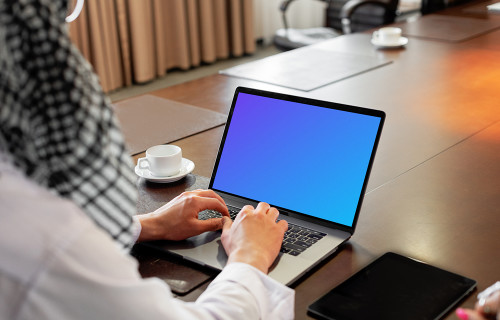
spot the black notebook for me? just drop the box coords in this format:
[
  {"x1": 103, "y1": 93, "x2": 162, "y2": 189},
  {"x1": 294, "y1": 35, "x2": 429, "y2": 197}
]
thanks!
[{"x1": 308, "y1": 252, "x2": 476, "y2": 320}]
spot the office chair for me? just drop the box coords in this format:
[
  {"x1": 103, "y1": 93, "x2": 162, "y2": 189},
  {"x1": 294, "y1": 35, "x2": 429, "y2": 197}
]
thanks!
[{"x1": 274, "y1": 0, "x2": 399, "y2": 50}]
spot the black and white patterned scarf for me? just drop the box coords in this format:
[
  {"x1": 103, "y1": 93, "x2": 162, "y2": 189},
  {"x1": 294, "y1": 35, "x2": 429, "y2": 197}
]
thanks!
[{"x1": 0, "y1": 0, "x2": 137, "y2": 249}]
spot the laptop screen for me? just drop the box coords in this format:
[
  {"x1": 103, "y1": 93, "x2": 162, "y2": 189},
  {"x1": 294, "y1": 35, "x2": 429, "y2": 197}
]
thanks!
[{"x1": 210, "y1": 88, "x2": 384, "y2": 228}]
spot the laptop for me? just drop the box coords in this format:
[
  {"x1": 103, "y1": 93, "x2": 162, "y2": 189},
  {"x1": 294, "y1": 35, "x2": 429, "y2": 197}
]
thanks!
[{"x1": 144, "y1": 87, "x2": 385, "y2": 285}]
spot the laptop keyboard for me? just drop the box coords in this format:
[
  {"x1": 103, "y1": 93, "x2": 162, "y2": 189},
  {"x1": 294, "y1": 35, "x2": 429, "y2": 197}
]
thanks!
[
  {"x1": 198, "y1": 208, "x2": 326, "y2": 256},
  {"x1": 281, "y1": 223, "x2": 326, "y2": 256},
  {"x1": 198, "y1": 208, "x2": 239, "y2": 220}
]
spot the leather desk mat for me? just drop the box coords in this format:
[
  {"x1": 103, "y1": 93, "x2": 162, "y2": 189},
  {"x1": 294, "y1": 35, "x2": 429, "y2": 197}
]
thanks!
[
  {"x1": 220, "y1": 48, "x2": 391, "y2": 91},
  {"x1": 133, "y1": 174, "x2": 216, "y2": 295},
  {"x1": 132, "y1": 246, "x2": 215, "y2": 296},
  {"x1": 397, "y1": 14, "x2": 500, "y2": 42},
  {"x1": 113, "y1": 95, "x2": 227, "y2": 155}
]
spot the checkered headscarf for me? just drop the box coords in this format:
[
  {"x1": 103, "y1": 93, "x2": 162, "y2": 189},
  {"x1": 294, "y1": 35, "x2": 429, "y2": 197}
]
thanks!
[{"x1": 0, "y1": 0, "x2": 137, "y2": 248}]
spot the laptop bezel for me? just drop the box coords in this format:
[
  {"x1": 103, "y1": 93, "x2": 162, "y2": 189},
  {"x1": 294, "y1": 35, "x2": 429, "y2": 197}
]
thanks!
[{"x1": 208, "y1": 86, "x2": 385, "y2": 234}]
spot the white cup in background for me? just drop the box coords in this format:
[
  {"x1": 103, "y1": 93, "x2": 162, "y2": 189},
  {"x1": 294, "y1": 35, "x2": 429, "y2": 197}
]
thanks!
[
  {"x1": 138, "y1": 145, "x2": 182, "y2": 177},
  {"x1": 372, "y1": 27, "x2": 402, "y2": 45}
]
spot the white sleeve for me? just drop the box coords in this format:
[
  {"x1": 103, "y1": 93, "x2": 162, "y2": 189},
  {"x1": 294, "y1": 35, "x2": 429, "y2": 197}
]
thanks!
[
  {"x1": 20, "y1": 216, "x2": 295, "y2": 320},
  {"x1": 197, "y1": 262, "x2": 295, "y2": 320},
  {"x1": 131, "y1": 215, "x2": 142, "y2": 243}
]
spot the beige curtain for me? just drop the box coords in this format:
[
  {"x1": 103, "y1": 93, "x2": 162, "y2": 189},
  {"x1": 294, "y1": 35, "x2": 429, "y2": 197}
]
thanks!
[{"x1": 69, "y1": 0, "x2": 255, "y2": 93}]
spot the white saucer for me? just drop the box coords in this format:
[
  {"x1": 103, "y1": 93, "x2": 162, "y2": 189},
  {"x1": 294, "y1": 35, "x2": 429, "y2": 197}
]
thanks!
[
  {"x1": 371, "y1": 36, "x2": 408, "y2": 49},
  {"x1": 135, "y1": 158, "x2": 195, "y2": 183}
]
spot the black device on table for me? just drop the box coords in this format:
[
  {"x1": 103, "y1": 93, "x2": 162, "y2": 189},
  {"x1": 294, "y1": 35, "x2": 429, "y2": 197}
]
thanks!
[{"x1": 308, "y1": 252, "x2": 476, "y2": 320}]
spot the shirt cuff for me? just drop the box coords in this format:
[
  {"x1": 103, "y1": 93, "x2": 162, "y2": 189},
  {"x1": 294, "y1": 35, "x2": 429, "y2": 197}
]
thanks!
[
  {"x1": 131, "y1": 216, "x2": 142, "y2": 244},
  {"x1": 208, "y1": 262, "x2": 295, "y2": 319}
]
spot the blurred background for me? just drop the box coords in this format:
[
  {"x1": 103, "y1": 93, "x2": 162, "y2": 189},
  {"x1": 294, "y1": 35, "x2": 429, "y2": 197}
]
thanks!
[{"x1": 68, "y1": 0, "x2": 424, "y2": 101}]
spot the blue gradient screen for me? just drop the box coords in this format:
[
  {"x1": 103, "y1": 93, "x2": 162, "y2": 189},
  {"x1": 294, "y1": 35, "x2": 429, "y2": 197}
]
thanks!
[{"x1": 211, "y1": 92, "x2": 382, "y2": 227}]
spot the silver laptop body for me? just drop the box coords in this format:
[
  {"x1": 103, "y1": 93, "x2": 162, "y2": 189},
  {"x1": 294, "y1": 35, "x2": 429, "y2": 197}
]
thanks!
[{"x1": 143, "y1": 87, "x2": 385, "y2": 286}]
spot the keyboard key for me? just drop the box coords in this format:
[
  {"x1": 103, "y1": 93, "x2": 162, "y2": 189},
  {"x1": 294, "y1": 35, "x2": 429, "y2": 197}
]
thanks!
[
  {"x1": 307, "y1": 233, "x2": 324, "y2": 240},
  {"x1": 293, "y1": 240, "x2": 310, "y2": 248},
  {"x1": 282, "y1": 242, "x2": 306, "y2": 252}
]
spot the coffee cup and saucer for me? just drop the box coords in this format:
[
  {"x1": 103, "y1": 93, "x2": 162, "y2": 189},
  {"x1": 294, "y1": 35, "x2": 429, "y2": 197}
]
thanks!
[
  {"x1": 135, "y1": 145, "x2": 194, "y2": 183},
  {"x1": 371, "y1": 27, "x2": 408, "y2": 49}
]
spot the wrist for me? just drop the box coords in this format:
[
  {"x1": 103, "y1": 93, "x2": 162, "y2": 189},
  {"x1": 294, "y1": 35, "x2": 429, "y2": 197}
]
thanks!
[
  {"x1": 136, "y1": 213, "x2": 162, "y2": 242},
  {"x1": 227, "y1": 248, "x2": 270, "y2": 274}
]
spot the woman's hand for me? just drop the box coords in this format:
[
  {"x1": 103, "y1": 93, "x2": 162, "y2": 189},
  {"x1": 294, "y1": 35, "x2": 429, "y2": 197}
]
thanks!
[
  {"x1": 137, "y1": 189, "x2": 230, "y2": 242},
  {"x1": 221, "y1": 202, "x2": 288, "y2": 274}
]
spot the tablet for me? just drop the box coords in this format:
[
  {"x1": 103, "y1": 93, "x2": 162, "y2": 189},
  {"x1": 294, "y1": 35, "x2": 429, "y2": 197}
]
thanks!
[{"x1": 307, "y1": 252, "x2": 476, "y2": 320}]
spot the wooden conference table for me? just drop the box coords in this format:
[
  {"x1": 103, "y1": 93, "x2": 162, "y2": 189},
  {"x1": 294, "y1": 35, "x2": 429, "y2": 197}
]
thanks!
[{"x1": 127, "y1": 1, "x2": 500, "y2": 318}]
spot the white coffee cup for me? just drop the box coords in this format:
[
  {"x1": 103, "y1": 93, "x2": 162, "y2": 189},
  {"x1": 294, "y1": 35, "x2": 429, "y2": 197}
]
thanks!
[
  {"x1": 138, "y1": 145, "x2": 182, "y2": 177},
  {"x1": 373, "y1": 27, "x2": 402, "y2": 45}
]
